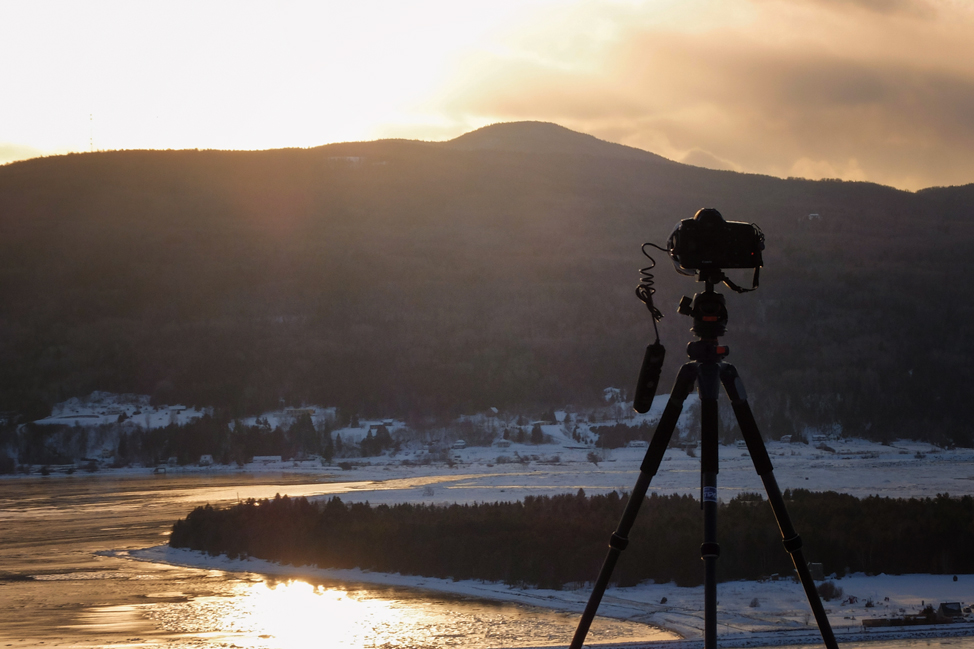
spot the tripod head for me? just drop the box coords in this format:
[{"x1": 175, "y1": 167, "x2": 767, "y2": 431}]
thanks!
[
  {"x1": 678, "y1": 283, "x2": 730, "y2": 363},
  {"x1": 676, "y1": 265, "x2": 759, "y2": 361},
  {"x1": 678, "y1": 282, "x2": 727, "y2": 340}
]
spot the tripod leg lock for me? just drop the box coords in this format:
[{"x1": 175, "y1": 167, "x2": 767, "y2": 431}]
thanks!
[
  {"x1": 700, "y1": 542, "x2": 721, "y2": 558},
  {"x1": 782, "y1": 533, "x2": 803, "y2": 554},
  {"x1": 609, "y1": 532, "x2": 629, "y2": 551},
  {"x1": 719, "y1": 364, "x2": 747, "y2": 403}
]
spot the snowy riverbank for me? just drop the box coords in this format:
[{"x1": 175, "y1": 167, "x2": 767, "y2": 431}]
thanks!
[{"x1": 125, "y1": 545, "x2": 974, "y2": 648}]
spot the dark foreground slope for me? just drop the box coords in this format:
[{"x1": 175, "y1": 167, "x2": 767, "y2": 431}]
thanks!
[{"x1": 1, "y1": 122, "x2": 972, "y2": 442}]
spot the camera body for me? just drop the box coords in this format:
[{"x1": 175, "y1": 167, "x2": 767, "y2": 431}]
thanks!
[{"x1": 667, "y1": 208, "x2": 764, "y2": 273}]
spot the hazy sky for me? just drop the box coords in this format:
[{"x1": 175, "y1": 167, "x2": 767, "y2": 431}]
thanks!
[{"x1": 2, "y1": 0, "x2": 973, "y2": 190}]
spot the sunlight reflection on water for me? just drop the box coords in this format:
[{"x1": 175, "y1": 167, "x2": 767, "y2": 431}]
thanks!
[
  {"x1": 141, "y1": 578, "x2": 661, "y2": 649},
  {"x1": 0, "y1": 475, "x2": 670, "y2": 648}
]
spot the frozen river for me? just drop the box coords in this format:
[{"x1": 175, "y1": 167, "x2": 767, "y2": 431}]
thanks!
[
  {"x1": 1, "y1": 463, "x2": 971, "y2": 649},
  {"x1": 0, "y1": 473, "x2": 665, "y2": 648}
]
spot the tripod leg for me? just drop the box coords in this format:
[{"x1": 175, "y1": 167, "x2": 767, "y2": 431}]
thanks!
[
  {"x1": 720, "y1": 364, "x2": 839, "y2": 649},
  {"x1": 697, "y1": 363, "x2": 721, "y2": 649},
  {"x1": 569, "y1": 362, "x2": 697, "y2": 649}
]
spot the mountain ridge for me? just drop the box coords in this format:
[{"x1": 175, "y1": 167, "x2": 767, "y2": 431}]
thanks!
[
  {"x1": 5, "y1": 122, "x2": 970, "y2": 195},
  {"x1": 440, "y1": 121, "x2": 672, "y2": 163},
  {"x1": 0, "y1": 123, "x2": 972, "y2": 447}
]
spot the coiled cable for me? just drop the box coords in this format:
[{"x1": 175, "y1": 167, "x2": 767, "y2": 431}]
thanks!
[{"x1": 636, "y1": 242, "x2": 667, "y2": 342}]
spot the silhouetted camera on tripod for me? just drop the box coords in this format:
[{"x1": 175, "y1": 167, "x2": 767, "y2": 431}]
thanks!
[
  {"x1": 633, "y1": 209, "x2": 766, "y2": 413},
  {"x1": 573, "y1": 207, "x2": 839, "y2": 649}
]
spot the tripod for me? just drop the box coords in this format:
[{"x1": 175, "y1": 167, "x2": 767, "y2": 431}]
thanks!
[{"x1": 570, "y1": 280, "x2": 839, "y2": 649}]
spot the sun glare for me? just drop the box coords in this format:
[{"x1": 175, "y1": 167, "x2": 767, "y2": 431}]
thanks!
[
  {"x1": 0, "y1": 0, "x2": 573, "y2": 156},
  {"x1": 224, "y1": 580, "x2": 405, "y2": 648}
]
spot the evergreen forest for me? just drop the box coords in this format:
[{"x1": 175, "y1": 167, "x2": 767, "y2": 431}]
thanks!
[{"x1": 169, "y1": 490, "x2": 974, "y2": 590}]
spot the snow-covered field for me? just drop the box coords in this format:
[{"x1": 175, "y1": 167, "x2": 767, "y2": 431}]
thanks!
[
  {"x1": 20, "y1": 391, "x2": 974, "y2": 505},
  {"x1": 130, "y1": 431, "x2": 974, "y2": 503},
  {"x1": 31, "y1": 388, "x2": 967, "y2": 500}
]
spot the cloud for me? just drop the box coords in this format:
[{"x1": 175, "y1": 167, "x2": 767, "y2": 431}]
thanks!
[
  {"x1": 438, "y1": 0, "x2": 974, "y2": 189},
  {"x1": 757, "y1": 0, "x2": 937, "y2": 17},
  {"x1": 811, "y1": 0, "x2": 945, "y2": 17},
  {"x1": 680, "y1": 149, "x2": 742, "y2": 172}
]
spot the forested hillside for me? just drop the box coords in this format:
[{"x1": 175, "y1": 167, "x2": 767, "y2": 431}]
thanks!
[{"x1": 1, "y1": 122, "x2": 972, "y2": 444}]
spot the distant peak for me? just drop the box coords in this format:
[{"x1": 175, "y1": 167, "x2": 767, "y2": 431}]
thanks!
[{"x1": 443, "y1": 121, "x2": 669, "y2": 162}]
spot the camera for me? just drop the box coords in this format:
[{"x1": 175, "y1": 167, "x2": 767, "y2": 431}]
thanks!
[{"x1": 667, "y1": 208, "x2": 764, "y2": 273}]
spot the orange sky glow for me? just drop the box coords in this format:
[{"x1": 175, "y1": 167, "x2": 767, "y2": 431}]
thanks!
[{"x1": 2, "y1": 0, "x2": 973, "y2": 190}]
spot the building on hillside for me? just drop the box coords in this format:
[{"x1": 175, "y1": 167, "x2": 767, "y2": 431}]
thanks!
[{"x1": 938, "y1": 602, "x2": 963, "y2": 622}]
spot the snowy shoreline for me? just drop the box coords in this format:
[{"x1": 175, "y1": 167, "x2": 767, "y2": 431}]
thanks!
[
  {"x1": 12, "y1": 433, "x2": 974, "y2": 503},
  {"x1": 122, "y1": 545, "x2": 974, "y2": 648},
  {"x1": 11, "y1": 391, "x2": 974, "y2": 504}
]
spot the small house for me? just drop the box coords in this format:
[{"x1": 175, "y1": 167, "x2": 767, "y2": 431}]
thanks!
[{"x1": 938, "y1": 602, "x2": 963, "y2": 622}]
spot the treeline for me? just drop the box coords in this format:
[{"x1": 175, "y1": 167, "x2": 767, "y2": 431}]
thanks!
[
  {"x1": 592, "y1": 421, "x2": 656, "y2": 448},
  {"x1": 169, "y1": 490, "x2": 974, "y2": 590},
  {"x1": 2, "y1": 413, "x2": 340, "y2": 468}
]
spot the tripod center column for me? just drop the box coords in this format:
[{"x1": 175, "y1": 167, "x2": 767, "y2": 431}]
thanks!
[{"x1": 698, "y1": 362, "x2": 721, "y2": 649}]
